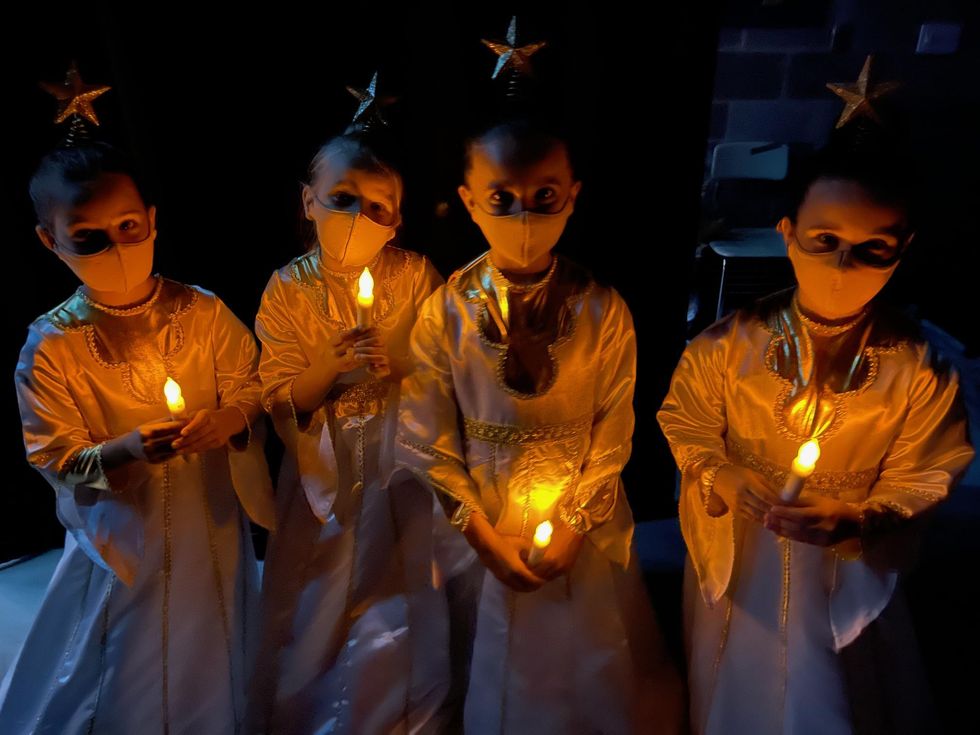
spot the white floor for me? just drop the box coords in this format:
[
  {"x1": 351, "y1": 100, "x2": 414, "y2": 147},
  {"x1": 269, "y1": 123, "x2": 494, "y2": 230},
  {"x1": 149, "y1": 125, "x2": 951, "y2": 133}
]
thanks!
[
  {"x1": 0, "y1": 519, "x2": 687, "y2": 683},
  {"x1": 0, "y1": 550, "x2": 60, "y2": 679}
]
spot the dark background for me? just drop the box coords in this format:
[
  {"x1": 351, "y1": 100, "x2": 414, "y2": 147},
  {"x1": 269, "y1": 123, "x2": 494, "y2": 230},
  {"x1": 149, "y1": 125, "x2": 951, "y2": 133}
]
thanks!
[{"x1": 0, "y1": 2, "x2": 722, "y2": 560}]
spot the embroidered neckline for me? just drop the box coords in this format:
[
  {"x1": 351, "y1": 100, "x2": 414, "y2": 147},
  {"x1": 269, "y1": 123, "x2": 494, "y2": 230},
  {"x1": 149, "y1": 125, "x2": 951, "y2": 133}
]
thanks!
[
  {"x1": 474, "y1": 259, "x2": 592, "y2": 401},
  {"x1": 319, "y1": 250, "x2": 384, "y2": 279},
  {"x1": 487, "y1": 256, "x2": 557, "y2": 294},
  {"x1": 792, "y1": 294, "x2": 868, "y2": 337},
  {"x1": 76, "y1": 276, "x2": 163, "y2": 316},
  {"x1": 292, "y1": 247, "x2": 411, "y2": 329}
]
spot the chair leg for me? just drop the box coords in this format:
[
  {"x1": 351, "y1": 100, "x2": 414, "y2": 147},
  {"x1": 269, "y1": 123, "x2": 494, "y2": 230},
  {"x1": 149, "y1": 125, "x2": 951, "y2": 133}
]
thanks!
[{"x1": 715, "y1": 257, "x2": 727, "y2": 321}]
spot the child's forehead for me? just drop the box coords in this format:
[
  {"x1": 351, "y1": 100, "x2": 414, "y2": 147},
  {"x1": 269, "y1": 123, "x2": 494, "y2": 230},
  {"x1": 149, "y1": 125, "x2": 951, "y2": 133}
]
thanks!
[
  {"x1": 468, "y1": 139, "x2": 572, "y2": 184},
  {"x1": 314, "y1": 150, "x2": 400, "y2": 192},
  {"x1": 51, "y1": 173, "x2": 145, "y2": 222},
  {"x1": 800, "y1": 178, "x2": 907, "y2": 226}
]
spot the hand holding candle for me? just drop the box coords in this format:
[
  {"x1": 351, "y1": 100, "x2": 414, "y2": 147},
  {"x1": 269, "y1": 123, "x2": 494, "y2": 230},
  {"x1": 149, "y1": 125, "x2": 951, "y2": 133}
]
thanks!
[
  {"x1": 780, "y1": 439, "x2": 820, "y2": 503},
  {"x1": 356, "y1": 267, "x2": 374, "y2": 329},
  {"x1": 526, "y1": 520, "x2": 553, "y2": 566},
  {"x1": 163, "y1": 377, "x2": 186, "y2": 420}
]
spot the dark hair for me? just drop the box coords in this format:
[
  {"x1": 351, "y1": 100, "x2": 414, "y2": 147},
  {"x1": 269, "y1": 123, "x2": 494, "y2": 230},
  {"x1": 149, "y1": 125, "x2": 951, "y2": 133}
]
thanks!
[
  {"x1": 29, "y1": 142, "x2": 149, "y2": 226},
  {"x1": 462, "y1": 116, "x2": 577, "y2": 181},
  {"x1": 786, "y1": 124, "x2": 916, "y2": 227}
]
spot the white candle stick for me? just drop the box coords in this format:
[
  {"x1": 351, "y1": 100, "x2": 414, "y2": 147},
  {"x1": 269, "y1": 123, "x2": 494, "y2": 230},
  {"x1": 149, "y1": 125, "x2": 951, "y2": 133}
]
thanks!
[
  {"x1": 163, "y1": 377, "x2": 187, "y2": 420},
  {"x1": 780, "y1": 439, "x2": 820, "y2": 503},
  {"x1": 356, "y1": 267, "x2": 374, "y2": 329},
  {"x1": 527, "y1": 521, "x2": 554, "y2": 566}
]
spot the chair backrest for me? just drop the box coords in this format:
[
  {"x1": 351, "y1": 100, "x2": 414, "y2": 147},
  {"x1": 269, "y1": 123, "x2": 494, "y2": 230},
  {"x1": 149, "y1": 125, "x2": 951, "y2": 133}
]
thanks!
[{"x1": 710, "y1": 141, "x2": 789, "y2": 181}]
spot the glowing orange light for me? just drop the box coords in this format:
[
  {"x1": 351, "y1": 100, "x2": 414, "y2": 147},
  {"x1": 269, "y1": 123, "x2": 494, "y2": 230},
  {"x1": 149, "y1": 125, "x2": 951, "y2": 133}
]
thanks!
[{"x1": 163, "y1": 377, "x2": 186, "y2": 419}]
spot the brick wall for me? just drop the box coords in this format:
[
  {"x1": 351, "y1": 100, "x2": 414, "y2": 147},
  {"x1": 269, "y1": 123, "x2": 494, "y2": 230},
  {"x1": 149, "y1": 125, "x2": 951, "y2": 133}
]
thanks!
[{"x1": 708, "y1": 0, "x2": 979, "y2": 167}]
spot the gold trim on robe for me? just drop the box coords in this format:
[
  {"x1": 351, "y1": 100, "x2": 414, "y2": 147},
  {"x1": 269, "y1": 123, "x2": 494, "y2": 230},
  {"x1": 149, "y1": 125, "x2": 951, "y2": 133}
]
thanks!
[
  {"x1": 255, "y1": 245, "x2": 443, "y2": 523},
  {"x1": 396, "y1": 253, "x2": 637, "y2": 566},
  {"x1": 658, "y1": 289, "x2": 974, "y2": 646}
]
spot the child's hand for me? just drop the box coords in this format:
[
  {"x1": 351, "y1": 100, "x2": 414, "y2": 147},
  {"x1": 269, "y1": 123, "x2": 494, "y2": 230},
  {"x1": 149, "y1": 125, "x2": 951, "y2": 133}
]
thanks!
[
  {"x1": 351, "y1": 327, "x2": 390, "y2": 377},
  {"x1": 126, "y1": 419, "x2": 186, "y2": 464},
  {"x1": 526, "y1": 520, "x2": 585, "y2": 581},
  {"x1": 323, "y1": 329, "x2": 361, "y2": 375},
  {"x1": 172, "y1": 408, "x2": 246, "y2": 455},
  {"x1": 711, "y1": 464, "x2": 780, "y2": 524},
  {"x1": 764, "y1": 496, "x2": 862, "y2": 546},
  {"x1": 464, "y1": 514, "x2": 545, "y2": 592}
]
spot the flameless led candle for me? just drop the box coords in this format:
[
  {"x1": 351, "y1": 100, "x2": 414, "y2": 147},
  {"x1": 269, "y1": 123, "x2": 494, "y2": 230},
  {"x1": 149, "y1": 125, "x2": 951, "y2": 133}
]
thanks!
[
  {"x1": 780, "y1": 440, "x2": 820, "y2": 503},
  {"x1": 356, "y1": 267, "x2": 374, "y2": 329},
  {"x1": 527, "y1": 520, "x2": 554, "y2": 566}
]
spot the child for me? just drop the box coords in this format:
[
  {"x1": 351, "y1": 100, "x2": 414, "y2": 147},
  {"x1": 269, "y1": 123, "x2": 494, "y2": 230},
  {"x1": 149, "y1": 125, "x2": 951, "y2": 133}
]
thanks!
[
  {"x1": 658, "y1": 138, "x2": 974, "y2": 734},
  {"x1": 0, "y1": 138, "x2": 275, "y2": 734},
  {"x1": 249, "y1": 126, "x2": 458, "y2": 734},
  {"x1": 394, "y1": 118, "x2": 683, "y2": 734}
]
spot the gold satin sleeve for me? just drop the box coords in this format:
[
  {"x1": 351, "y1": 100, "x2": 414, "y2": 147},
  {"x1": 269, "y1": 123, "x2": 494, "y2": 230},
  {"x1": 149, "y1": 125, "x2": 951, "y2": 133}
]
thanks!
[
  {"x1": 388, "y1": 255, "x2": 444, "y2": 381},
  {"x1": 211, "y1": 297, "x2": 276, "y2": 530},
  {"x1": 859, "y1": 345, "x2": 974, "y2": 557},
  {"x1": 17, "y1": 330, "x2": 111, "y2": 488},
  {"x1": 255, "y1": 272, "x2": 318, "y2": 443},
  {"x1": 412, "y1": 257, "x2": 445, "y2": 313},
  {"x1": 657, "y1": 318, "x2": 737, "y2": 607},
  {"x1": 558, "y1": 290, "x2": 636, "y2": 535},
  {"x1": 15, "y1": 325, "x2": 147, "y2": 584},
  {"x1": 396, "y1": 288, "x2": 483, "y2": 524},
  {"x1": 212, "y1": 297, "x2": 264, "y2": 450}
]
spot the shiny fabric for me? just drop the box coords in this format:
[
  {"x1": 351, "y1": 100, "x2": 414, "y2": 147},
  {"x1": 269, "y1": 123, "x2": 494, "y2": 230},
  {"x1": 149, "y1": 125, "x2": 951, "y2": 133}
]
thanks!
[
  {"x1": 251, "y1": 245, "x2": 458, "y2": 734},
  {"x1": 396, "y1": 252, "x2": 678, "y2": 734},
  {"x1": 0, "y1": 277, "x2": 274, "y2": 735},
  {"x1": 658, "y1": 289, "x2": 974, "y2": 735}
]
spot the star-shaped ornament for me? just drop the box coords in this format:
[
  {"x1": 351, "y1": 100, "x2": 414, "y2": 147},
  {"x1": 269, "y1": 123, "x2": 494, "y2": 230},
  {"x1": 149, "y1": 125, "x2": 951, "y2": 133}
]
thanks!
[
  {"x1": 482, "y1": 16, "x2": 546, "y2": 79},
  {"x1": 826, "y1": 55, "x2": 900, "y2": 129},
  {"x1": 346, "y1": 72, "x2": 396, "y2": 128},
  {"x1": 40, "y1": 62, "x2": 111, "y2": 126}
]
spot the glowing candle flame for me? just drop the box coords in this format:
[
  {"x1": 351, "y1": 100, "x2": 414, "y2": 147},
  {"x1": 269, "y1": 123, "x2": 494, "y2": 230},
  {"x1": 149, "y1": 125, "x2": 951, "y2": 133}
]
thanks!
[
  {"x1": 533, "y1": 521, "x2": 553, "y2": 549},
  {"x1": 356, "y1": 267, "x2": 375, "y2": 329},
  {"x1": 781, "y1": 439, "x2": 820, "y2": 503},
  {"x1": 357, "y1": 267, "x2": 374, "y2": 302},
  {"x1": 793, "y1": 440, "x2": 821, "y2": 475},
  {"x1": 163, "y1": 376, "x2": 185, "y2": 418},
  {"x1": 526, "y1": 520, "x2": 554, "y2": 567}
]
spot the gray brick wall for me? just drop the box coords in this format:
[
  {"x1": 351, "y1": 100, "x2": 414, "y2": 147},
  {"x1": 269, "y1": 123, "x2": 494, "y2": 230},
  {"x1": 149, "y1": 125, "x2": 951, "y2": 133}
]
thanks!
[{"x1": 707, "y1": 0, "x2": 974, "y2": 169}]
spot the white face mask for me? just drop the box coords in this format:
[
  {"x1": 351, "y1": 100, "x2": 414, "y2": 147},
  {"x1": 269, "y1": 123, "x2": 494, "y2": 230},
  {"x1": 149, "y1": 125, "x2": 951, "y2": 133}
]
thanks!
[
  {"x1": 313, "y1": 203, "x2": 396, "y2": 267},
  {"x1": 788, "y1": 239, "x2": 897, "y2": 320},
  {"x1": 469, "y1": 201, "x2": 574, "y2": 268},
  {"x1": 55, "y1": 231, "x2": 156, "y2": 293}
]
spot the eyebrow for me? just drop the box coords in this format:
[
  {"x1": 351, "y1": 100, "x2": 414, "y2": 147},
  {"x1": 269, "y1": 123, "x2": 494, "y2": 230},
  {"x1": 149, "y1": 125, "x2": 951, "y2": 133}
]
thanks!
[
  {"x1": 870, "y1": 226, "x2": 906, "y2": 237},
  {"x1": 67, "y1": 210, "x2": 144, "y2": 226},
  {"x1": 485, "y1": 176, "x2": 563, "y2": 190},
  {"x1": 806, "y1": 224, "x2": 903, "y2": 237}
]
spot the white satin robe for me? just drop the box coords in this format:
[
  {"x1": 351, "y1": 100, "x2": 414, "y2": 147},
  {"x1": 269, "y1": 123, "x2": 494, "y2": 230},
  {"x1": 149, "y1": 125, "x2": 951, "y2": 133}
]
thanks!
[
  {"x1": 658, "y1": 291, "x2": 974, "y2": 735},
  {"x1": 0, "y1": 277, "x2": 275, "y2": 735}
]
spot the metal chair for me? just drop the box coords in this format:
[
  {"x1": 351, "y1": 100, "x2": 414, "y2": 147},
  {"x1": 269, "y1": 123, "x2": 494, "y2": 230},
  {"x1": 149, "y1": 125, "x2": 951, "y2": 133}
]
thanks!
[{"x1": 694, "y1": 141, "x2": 797, "y2": 325}]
